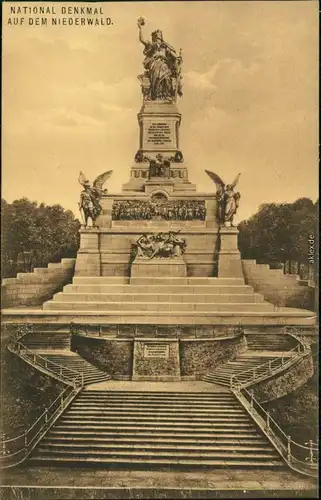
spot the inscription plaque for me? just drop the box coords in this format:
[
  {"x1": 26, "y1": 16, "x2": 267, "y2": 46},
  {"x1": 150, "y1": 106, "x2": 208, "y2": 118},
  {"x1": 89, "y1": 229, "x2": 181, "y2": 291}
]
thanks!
[
  {"x1": 144, "y1": 342, "x2": 170, "y2": 358},
  {"x1": 146, "y1": 122, "x2": 172, "y2": 146}
]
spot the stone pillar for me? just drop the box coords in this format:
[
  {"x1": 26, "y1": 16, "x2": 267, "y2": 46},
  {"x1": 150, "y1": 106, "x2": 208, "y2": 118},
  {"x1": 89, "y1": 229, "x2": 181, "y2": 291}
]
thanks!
[
  {"x1": 74, "y1": 228, "x2": 101, "y2": 276},
  {"x1": 138, "y1": 101, "x2": 181, "y2": 157},
  {"x1": 205, "y1": 198, "x2": 218, "y2": 229},
  {"x1": 218, "y1": 227, "x2": 244, "y2": 279},
  {"x1": 97, "y1": 197, "x2": 113, "y2": 228}
]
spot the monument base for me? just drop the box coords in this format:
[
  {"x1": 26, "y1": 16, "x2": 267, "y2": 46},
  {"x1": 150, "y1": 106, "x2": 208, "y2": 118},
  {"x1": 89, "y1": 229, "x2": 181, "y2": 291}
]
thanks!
[{"x1": 131, "y1": 256, "x2": 187, "y2": 277}]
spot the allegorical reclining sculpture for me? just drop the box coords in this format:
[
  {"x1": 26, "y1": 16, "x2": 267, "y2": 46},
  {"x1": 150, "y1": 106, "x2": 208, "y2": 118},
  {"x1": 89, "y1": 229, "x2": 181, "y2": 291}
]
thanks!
[{"x1": 133, "y1": 231, "x2": 187, "y2": 260}]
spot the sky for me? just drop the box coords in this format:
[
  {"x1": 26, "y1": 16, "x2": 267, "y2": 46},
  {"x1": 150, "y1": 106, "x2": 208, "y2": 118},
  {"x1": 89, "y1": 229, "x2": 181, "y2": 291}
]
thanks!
[{"x1": 2, "y1": 1, "x2": 319, "y2": 223}]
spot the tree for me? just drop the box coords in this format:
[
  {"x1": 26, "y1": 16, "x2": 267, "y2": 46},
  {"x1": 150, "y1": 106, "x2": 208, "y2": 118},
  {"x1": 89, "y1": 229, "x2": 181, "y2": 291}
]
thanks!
[
  {"x1": 238, "y1": 198, "x2": 318, "y2": 267},
  {"x1": 1, "y1": 198, "x2": 81, "y2": 279}
]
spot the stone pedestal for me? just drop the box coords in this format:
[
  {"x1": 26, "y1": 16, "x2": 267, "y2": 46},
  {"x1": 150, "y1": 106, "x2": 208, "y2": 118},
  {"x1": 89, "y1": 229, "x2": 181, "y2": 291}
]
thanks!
[
  {"x1": 132, "y1": 338, "x2": 181, "y2": 381},
  {"x1": 131, "y1": 256, "x2": 187, "y2": 278},
  {"x1": 138, "y1": 101, "x2": 181, "y2": 157},
  {"x1": 74, "y1": 228, "x2": 101, "y2": 276},
  {"x1": 218, "y1": 227, "x2": 244, "y2": 279},
  {"x1": 122, "y1": 100, "x2": 195, "y2": 192}
]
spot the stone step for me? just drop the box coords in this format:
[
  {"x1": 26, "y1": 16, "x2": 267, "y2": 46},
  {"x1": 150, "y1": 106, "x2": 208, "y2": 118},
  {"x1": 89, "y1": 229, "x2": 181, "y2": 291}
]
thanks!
[
  {"x1": 65, "y1": 408, "x2": 247, "y2": 417},
  {"x1": 4, "y1": 275, "x2": 67, "y2": 285},
  {"x1": 44, "y1": 436, "x2": 268, "y2": 446},
  {"x1": 76, "y1": 397, "x2": 236, "y2": 405},
  {"x1": 37, "y1": 442, "x2": 274, "y2": 453},
  {"x1": 217, "y1": 365, "x2": 270, "y2": 374},
  {"x1": 246, "y1": 339, "x2": 293, "y2": 346},
  {"x1": 131, "y1": 277, "x2": 246, "y2": 285},
  {"x1": 83, "y1": 377, "x2": 111, "y2": 385},
  {"x1": 25, "y1": 328, "x2": 71, "y2": 333},
  {"x1": 48, "y1": 429, "x2": 263, "y2": 439},
  {"x1": 59, "y1": 411, "x2": 252, "y2": 422},
  {"x1": 226, "y1": 359, "x2": 273, "y2": 366},
  {"x1": 78, "y1": 391, "x2": 235, "y2": 398},
  {"x1": 53, "y1": 423, "x2": 258, "y2": 435},
  {"x1": 70, "y1": 402, "x2": 241, "y2": 410},
  {"x1": 47, "y1": 263, "x2": 64, "y2": 269},
  {"x1": 23, "y1": 345, "x2": 70, "y2": 350},
  {"x1": 73, "y1": 277, "x2": 130, "y2": 284},
  {"x1": 220, "y1": 366, "x2": 268, "y2": 373},
  {"x1": 58, "y1": 419, "x2": 255, "y2": 428},
  {"x1": 43, "y1": 301, "x2": 275, "y2": 312},
  {"x1": 72, "y1": 277, "x2": 245, "y2": 286},
  {"x1": 32, "y1": 448, "x2": 280, "y2": 460},
  {"x1": 63, "y1": 284, "x2": 255, "y2": 294},
  {"x1": 29, "y1": 455, "x2": 283, "y2": 467},
  {"x1": 203, "y1": 377, "x2": 230, "y2": 385},
  {"x1": 53, "y1": 292, "x2": 263, "y2": 304},
  {"x1": 18, "y1": 270, "x2": 67, "y2": 278},
  {"x1": 22, "y1": 333, "x2": 71, "y2": 349},
  {"x1": 3, "y1": 309, "x2": 314, "y2": 326}
]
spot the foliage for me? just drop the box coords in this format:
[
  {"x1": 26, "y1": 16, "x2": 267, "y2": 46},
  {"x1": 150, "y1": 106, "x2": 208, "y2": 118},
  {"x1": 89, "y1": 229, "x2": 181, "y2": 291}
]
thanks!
[
  {"x1": 1, "y1": 198, "x2": 80, "y2": 278},
  {"x1": 0, "y1": 335, "x2": 65, "y2": 437},
  {"x1": 238, "y1": 198, "x2": 318, "y2": 265},
  {"x1": 263, "y1": 361, "x2": 318, "y2": 445}
]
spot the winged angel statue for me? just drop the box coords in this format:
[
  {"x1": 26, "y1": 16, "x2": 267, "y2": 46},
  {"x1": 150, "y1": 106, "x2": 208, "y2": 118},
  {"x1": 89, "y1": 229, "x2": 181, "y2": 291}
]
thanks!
[
  {"x1": 205, "y1": 170, "x2": 241, "y2": 226},
  {"x1": 78, "y1": 170, "x2": 113, "y2": 227}
]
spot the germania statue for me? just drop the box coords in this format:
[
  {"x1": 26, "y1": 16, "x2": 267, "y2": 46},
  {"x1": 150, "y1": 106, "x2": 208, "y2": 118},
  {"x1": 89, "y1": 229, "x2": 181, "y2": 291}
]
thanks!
[
  {"x1": 205, "y1": 170, "x2": 241, "y2": 227},
  {"x1": 78, "y1": 170, "x2": 113, "y2": 227},
  {"x1": 137, "y1": 17, "x2": 183, "y2": 101}
]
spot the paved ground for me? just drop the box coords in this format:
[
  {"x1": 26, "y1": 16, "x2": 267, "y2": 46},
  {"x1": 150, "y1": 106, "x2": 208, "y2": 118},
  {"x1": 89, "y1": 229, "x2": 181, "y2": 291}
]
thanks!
[
  {"x1": 1, "y1": 466, "x2": 317, "y2": 495},
  {"x1": 85, "y1": 380, "x2": 229, "y2": 392}
]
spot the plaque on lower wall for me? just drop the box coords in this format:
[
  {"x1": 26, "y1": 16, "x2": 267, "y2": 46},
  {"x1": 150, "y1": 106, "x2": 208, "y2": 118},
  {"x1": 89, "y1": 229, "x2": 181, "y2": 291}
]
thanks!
[{"x1": 144, "y1": 342, "x2": 170, "y2": 359}]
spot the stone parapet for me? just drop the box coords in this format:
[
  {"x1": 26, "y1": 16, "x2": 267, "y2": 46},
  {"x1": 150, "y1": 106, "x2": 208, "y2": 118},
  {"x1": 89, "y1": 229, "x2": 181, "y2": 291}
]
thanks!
[{"x1": 1, "y1": 308, "x2": 316, "y2": 326}]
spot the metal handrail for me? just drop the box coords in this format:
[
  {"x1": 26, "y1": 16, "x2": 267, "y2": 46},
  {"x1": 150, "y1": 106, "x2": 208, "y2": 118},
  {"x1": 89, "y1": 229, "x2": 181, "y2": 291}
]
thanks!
[
  {"x1": 0, "y1": 384, "x2": 81, "y2": 467},
  {"x1": 15, "y1": 343, "x2": 82, "y2": 385},
  {"x1": 1, "y1": 339, "x2": 84, "y2": 468},
  {"x1": 234, "y1": 386, "x2": 318, "y2": 476},
  {"x1": 229, "y1": 328, "x2": 317, "y2": 476},
  {"x1": 284, "y1": 326, "x2": 313, "y2": 351},
  {"x1": 230, "y1": 345, "x2": 306, "y2": 390},
  {"x1": 230, "y1": 327, "x2": 311, "y2": 390}
]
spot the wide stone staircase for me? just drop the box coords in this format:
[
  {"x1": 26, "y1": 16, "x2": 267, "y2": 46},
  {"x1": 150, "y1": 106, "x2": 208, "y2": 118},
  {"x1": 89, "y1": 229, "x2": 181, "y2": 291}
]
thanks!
[
  {"x1": 29, "y1": 390, "x2": 284, "y2": 468},
  {"x1": 35, "y1": 353, "x2": 112, "y2": 386},
  {"x1": 202, "y1": 353, "x2": 281, "y2": 387},
  {"x1": 42, "y1": 276, "x2": 275, "y2": 313}
]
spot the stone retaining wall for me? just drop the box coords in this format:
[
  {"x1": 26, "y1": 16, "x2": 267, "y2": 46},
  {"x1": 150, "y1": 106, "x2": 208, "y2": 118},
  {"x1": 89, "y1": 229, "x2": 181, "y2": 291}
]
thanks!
[
  {"x1": 180, "y1": 334, "x2": 247, "y2": 377},
  {"x1": 251, "y1": 353, "x2": 314, "y2": 403},
  {"x1": 1, "y1": 259, "x2": 76, "y2": 307},
  {"x1": 242, "y1": 260, "x2": 314, "y2": 309},
  {"x1": 71, "y1": 335, "x2": 133, "y2": 378},
  {"x1": 71, "y1": 332, "x2": 246, "y2": 380}
]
